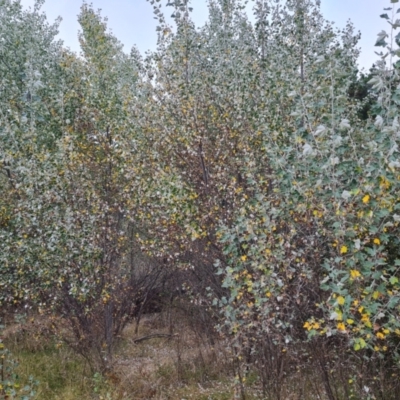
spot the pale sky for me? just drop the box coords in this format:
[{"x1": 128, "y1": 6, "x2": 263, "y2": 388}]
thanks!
[{"x1": 20, "y1": 0, "x2": 389, "y2": 71}]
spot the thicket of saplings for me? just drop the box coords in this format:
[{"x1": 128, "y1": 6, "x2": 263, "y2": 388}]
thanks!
[{"x1": 1, "y1": 0, "x2": 400, "y2": 399}]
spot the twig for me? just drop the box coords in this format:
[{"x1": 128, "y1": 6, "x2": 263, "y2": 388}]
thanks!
[{"x1": 131, "y1": 333, "x2": 176, "y2": 344}]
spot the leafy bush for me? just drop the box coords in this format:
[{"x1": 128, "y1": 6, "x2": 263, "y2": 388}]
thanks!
[
  {"x1": 1, "y1": 0, "x2": 400, "y2": 397},
  {"x1": 0, "y1": 323, "x2": 37, "y2": 400}
]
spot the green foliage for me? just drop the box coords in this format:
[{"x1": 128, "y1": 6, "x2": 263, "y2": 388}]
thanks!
[
  {"x1": 1, "y1": 0, "x2": 400, "y2": 397},
  {"x1": 0, "y1": 1, "x2": 160, "y2": 372},
  {"x1": 0, "y1": 325, "x2": 37, "y2": 400}
]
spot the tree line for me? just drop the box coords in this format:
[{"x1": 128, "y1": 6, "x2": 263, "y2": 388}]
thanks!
[{"x1": 1, "y1": 0, "x2": 400, "y2": 398}]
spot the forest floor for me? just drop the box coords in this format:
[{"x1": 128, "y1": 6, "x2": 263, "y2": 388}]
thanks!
[
  {"x1": 2, "y1": 310, "x2": 325, "y2": 400},
  {"x1": 2, "y1": 311, "x2": 244, "y2": 400}
]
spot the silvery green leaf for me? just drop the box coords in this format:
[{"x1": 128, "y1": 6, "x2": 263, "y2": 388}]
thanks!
[
  {"x1": 393, "y1": 116, "x2": 399, "y2": 130},
  {"x1": 332, "y1": 135, "x2": 343, "y2": 146},
  {"x1": 314, "y1": 124, "x2": 326, "y2": 136},
  {"x1": 330, "y1": 312, "x2": 339, "y2": 320},
  {"x1": 375, "y1": 30, "x2": 388, "y2": 47},
  {"x1": 368, "y1": 76, "x2": 385, "y2": 90},
  {"x1": 330, "y1": 156, "x2": 339, "y2": 166},
  {"x1": 302, "y1": 143, "x2": 313, "y2": 156},
  {"x1": 339, "y1": 119, "x2": 350, "y2": 130},
  {"x1": 375, "y1": 115, "x2": 384, "y2": 127},
  {"x1": 388, "y1": 143, "x2": 398, "y2": 156},
  {"x1": 341, "y1": 190, "x2": 351, "y2": 200},
  {"x1": 392, "y1": 19, "x2": 400, "y2": 28},
  {"x1": 321, "y1": 276, "x2": 329, "y2": 284},
  {"x1": 389, "y1": 160, "x2": 400, "y2": 168}
]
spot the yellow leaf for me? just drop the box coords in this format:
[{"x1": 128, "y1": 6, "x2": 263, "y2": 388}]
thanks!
[
  {"x1": 350, "y1": 269, "x2": 361, "y2": 279},
  {"x1": 376, "y1": 332, "x2": 385, "y2": 339},
  {"x1": 362, "y1": 194, "x2": 370, "y2": 204},
  {"x1": 337, "y1": 322, "x2": 346, "y2": 331},
  {"x1": 303, "y1": 321, "x2": 311, "y2": 331}
]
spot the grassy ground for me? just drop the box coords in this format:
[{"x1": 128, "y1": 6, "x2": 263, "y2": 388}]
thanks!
[
  {"x1": 2, "y1": 312, "x2": 244, "y2": 400},
  {"x1": 2, "y1": 311, "x2": 370, "y2": 400}
]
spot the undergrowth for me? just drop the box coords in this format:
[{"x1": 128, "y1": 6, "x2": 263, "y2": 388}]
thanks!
[{"x1": 2, "y1": 310, "x2": 398, "y2": 400}]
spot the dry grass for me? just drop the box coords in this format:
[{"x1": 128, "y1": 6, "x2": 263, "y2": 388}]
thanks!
[
  {"x1": 2, "y1": 309, "x2": 374, "y2": 400},
  {"x1": 112, "y1": 311, "x2": 236, "y2": 399},
  {"x1": 2, "y1": 310, "x2": 239, "y2": 400}
]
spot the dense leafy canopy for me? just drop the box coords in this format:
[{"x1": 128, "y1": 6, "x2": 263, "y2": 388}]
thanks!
[{"x1": 1, "y1": 0, "x2": 400, "y2": 397}]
